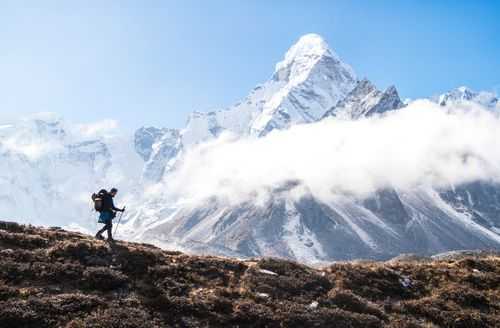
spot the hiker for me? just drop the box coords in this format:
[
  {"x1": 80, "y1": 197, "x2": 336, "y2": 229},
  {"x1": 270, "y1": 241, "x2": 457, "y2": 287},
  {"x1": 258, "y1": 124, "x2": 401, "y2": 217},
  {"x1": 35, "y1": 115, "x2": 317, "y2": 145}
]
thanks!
[{"x1": 94, "y1": 188, "x2": 125, "y2": 241}]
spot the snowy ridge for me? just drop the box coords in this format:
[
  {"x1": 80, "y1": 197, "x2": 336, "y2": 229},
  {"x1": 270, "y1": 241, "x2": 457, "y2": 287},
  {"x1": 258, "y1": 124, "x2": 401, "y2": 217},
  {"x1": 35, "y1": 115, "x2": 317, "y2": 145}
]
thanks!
[
  {"x1": 436, "y1": 86, "x2": 498, "y2": 109},
  {"x1": 323, "y1": 79, "x2": 405, "y2": 119}
]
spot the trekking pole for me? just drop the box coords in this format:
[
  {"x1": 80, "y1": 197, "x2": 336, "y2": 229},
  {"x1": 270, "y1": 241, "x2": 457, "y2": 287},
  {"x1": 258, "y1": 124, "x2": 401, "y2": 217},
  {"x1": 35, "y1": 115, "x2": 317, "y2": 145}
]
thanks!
[{"x1": 113, "y1": 206, "x2": 125, "y2": 237}]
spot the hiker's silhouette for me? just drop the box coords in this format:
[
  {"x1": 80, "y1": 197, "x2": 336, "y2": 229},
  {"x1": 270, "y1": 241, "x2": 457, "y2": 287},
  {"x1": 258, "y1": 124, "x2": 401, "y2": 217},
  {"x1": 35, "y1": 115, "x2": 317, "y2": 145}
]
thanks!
[{"x1": 94, "y1": 188, "x2": 125, "y2": 242}]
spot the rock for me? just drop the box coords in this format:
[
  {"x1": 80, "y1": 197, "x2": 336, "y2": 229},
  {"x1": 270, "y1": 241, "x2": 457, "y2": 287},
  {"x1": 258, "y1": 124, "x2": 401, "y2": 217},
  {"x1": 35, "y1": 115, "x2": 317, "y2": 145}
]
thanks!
[
  {"x1": 258, "y1": 269, "x2": 278, "y2": 276},
  {"x1": 308, "y1": 301, "x2": 319, "y2": 310}
]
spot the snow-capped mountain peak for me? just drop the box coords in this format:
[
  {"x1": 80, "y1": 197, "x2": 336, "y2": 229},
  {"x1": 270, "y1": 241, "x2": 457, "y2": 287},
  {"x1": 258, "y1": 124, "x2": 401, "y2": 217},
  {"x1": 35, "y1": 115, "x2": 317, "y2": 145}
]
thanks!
[
  {"x1": 251, "y1": 34, "x2": 357, "y2": 135},
  {"x1": 437, "y1": 86, "x2": 498, "y2": 108},
  {"x1": 135, "y1": 33, "x2": 360, "y2": 178},
  {"x1": 132, "y1": 34, "x2": 375, "y2": 182},
  {"x1": 273, "y1": 34, "x2": 338, "y2": 84}
]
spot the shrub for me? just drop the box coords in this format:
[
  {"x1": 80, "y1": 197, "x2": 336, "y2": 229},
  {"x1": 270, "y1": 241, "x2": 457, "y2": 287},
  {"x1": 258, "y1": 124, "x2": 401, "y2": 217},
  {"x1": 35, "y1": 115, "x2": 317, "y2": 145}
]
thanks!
[
  {"x1": 326, "y1": 288, "x2": 387, "y2": 319},
  {"x1": 82, "y1": 267, "x2": 128, "y2": 291},
  {"x1": 0, "y1": 230, "x2": 48, "y2": 249},
  {"x1": 48, "y1": 240, "x2": 111, "y2": 264},
  {"x1": 66, "y1": 308, "x2": 162, "y2": 328},
  {"x1": 242, "y1": 258, "x2": 332, "y2": 302},
  {"x1": 0, "y1": 284, "x2": 18, "y2": 301}
]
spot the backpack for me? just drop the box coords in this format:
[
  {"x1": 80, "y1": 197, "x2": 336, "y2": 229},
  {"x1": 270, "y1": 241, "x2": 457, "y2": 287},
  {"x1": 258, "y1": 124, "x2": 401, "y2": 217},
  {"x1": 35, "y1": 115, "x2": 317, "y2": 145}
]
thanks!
[{"x1": 91, "y1": 189, "x2": 107, "y2": 212}]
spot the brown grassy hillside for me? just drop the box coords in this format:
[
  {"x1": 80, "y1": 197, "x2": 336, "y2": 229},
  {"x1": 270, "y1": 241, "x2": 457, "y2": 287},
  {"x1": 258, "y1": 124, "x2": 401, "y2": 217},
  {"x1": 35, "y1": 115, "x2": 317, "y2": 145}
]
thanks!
[{"x1": 0, "y1": 221, "x2": 499, "y2": 327}]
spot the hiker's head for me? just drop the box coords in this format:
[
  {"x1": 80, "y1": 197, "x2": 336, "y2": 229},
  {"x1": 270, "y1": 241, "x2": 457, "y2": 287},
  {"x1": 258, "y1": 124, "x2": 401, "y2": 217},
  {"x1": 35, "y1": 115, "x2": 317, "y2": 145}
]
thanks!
[{"x1": 110, "y1": 188, "x2": 118, "y2": 197}]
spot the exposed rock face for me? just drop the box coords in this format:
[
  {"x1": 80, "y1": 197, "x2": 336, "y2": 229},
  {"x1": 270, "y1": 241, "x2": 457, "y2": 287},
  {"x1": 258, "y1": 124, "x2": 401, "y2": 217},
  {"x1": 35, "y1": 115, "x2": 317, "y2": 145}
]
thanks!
[
  {"x1": 1, "y1": 221, "x2": 499, "y2": 328},
  {"x1": 439, "y1": 181, "x2": 500, "y2": 231},
  {"x1": 323, "y1": 79, "x2": 405, "y2": 119}
]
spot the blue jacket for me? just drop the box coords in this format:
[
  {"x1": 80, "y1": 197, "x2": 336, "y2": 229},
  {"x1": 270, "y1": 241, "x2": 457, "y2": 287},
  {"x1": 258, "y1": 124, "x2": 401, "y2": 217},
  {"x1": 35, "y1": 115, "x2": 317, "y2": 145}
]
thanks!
[{"x1": 98, "y1": 211, "x2": 113, "y2": 224}]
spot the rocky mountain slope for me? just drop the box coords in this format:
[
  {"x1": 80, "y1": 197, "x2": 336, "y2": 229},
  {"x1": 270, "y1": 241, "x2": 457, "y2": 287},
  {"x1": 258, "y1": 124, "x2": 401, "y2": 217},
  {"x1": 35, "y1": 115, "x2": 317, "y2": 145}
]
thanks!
[
  {"x1": 135, "y1": 185, "x2": 500, "y2": 264},
  {"x1": 1, "y1": 221, "x2": 499, "y2": 328}
]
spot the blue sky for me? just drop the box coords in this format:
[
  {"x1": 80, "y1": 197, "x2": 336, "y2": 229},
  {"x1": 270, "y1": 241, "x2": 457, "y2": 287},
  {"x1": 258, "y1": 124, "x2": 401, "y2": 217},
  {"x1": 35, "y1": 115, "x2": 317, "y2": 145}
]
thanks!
[{"x1": 1, "y1": 1, "x2": 499, "y2": 130}]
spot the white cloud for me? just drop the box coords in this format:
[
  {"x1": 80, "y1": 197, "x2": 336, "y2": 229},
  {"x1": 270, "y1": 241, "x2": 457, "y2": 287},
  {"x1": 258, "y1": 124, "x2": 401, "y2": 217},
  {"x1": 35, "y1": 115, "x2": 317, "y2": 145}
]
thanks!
[
  {"x1": 2, "y1": 139, "x2": 62, "y2": 160},
  {"x1": 77, "y1": 119, "x2": 119, "y2": 138},
  {"x1": 161, "y1": 100, "x2": 500, "y2": 205}
]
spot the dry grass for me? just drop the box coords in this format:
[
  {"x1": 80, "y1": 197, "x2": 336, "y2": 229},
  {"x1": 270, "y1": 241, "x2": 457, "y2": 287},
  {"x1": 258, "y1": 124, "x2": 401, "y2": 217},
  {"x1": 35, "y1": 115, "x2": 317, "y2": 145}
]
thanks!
[{"x1": 0, "y1": 220, "x2": 499, "y2": 327}]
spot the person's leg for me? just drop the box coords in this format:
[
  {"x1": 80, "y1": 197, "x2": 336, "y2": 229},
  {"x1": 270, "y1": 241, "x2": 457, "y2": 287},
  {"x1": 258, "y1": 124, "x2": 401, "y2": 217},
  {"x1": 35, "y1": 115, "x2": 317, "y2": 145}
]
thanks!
[
  {"x1": 106, "y1": 221, "x2": 113, "y2": 240},
  {"x1": 96, "y1": 211, "x2": 111, "y2": 239},
  {"x1": 96, "y1": 224, "x2": 107, "y2": 238}
]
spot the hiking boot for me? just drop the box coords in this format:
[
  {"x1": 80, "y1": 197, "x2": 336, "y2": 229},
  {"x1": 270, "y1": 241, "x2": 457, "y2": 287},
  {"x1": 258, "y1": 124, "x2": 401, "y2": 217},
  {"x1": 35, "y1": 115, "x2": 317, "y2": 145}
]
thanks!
[
  {"x1": 95, "y1": 233, "x2": 104, "y2": 240},
  {"x1": 107, "y1": 237, "x2": 115, "y2": 243}
]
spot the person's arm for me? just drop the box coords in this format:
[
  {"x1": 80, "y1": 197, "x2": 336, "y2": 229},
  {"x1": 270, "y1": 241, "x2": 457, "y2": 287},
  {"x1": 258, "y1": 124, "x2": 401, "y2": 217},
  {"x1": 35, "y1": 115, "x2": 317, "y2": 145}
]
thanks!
[{"x1": 110, "y1": 198, "x2": 124, "y2": 212}]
